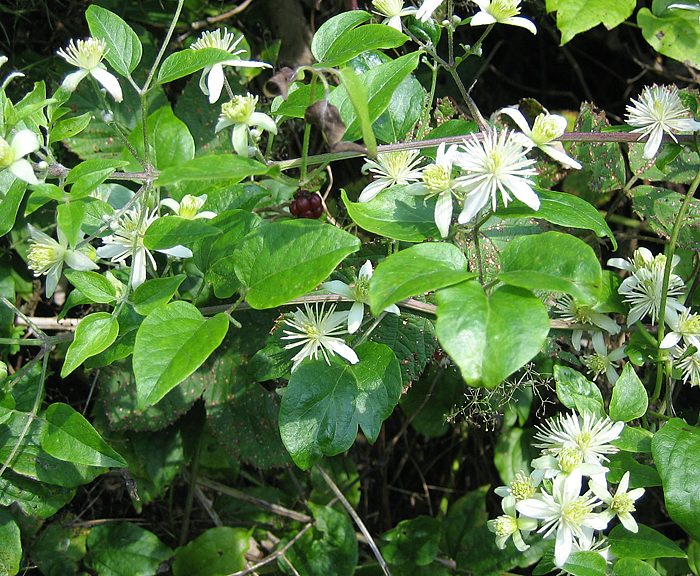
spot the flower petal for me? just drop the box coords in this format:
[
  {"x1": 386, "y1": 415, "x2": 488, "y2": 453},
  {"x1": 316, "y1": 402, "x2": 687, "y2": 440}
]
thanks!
[
  {"x1": 249, "y1": 111, "x2": 278, "y2": 134},
  {"x1": 470, "y1": 11, "x2": 497, "y2": 26},
  {"x1": 9, "y1": 158, "x2": 38, "y2": 184},
  {"x1": 321, "y1": 280, "x2": 354, "y2": 299},
  {"x1": 499, "y1": 108, "x2": 533, "y2": 136},
  {"x1": 504, "y1": 16, "x2": 537, "y2": 34},
  {"x1": 64, "y1": 250, "x2": 99, "y2": 271},
  {"x1": 61, "y1": 69, "x2": 89, "y2": 92},
  {"x1": 347, "y1": 301, "x2": 365, "y2": 334},
  {"x1": 91, "y1": 67, "x2": 123, "y2": 102},
  {"x1": 434, "y1": 190, "x2": 453, "y2": 238},
  {"x1": 642, "y1": 126, "x2": 664, "y2": 159},
  {"x1": 158, "y1": 245, "x2": 193, "y2": 258},
  {"x1": 540, "y1": 143, "x2": 582, "y2": 169},
  {"x1": 325, "y1": 339, "x2": 360, "y2": 364},
  {"x1": 358, "y1": 179, "x2": 389, "y2": 203},
  {"x1": 11, "y1": 129, "x2": 40, "y2": 158},
  {"x1": 207, "y1": 63, "x2": 225, "y2": 104},
  {"x1": 232, "y1": 123, "x2": 249, "y2": 156}
]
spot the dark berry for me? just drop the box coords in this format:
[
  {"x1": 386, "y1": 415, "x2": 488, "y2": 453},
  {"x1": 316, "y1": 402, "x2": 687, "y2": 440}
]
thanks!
[{"x1": 295, "y1": 197, "x2": 310, "y2": 213}]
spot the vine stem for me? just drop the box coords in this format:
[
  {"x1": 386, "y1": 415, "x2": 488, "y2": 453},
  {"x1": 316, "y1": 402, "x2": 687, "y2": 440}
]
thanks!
[
  {"x1": 316, "y1": 466, "x2": 392, "y2": 576},
  {"x1": 651, "y1": 160, "x2": 700, "y2": 404},
  {"x1": 142, "y1": 0, "x2": 185, "y2": 94}
]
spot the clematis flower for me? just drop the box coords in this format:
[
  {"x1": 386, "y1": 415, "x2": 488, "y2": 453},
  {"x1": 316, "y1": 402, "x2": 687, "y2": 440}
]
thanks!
[
  {"x1": 27, "y1": 224, "x2": 98, "y2": 297},
  {"x1": 0, "y1": 129, "x2": 40, "y2": 184},
  {"x1": 608, "y1": 247, "x2": 686, "y2": 326},
  {"x1": 190, "y1": 29, "x2": 271, "y2": 104},
  {"x1": 57, "y1": 38, "x2": 123, "y2": 102},
  {"x1": 372, "y1": 0, "x2": 418, "y2": 30},
  {"x1": 678, "y1": 348, "x2": 700, "y2": 387},
  {"x1": 499, "y1": 107, "x2": 581, "y2": 169},
  {"x1": 517, "y1": 476, "x2": 609, "y2": 567},
  {"x1": 553, "y1": 293, "x2": 620, "y2": 352},
  {"x1": 626, "y1": 84, "x2": 700, "y2": 159},
  {"x1": 531, "y1": 447, "x2": 608, "y2": 490},
  {"x1": 455, "y1": 129, "x2": 538, "y2": 224},
  {"x1": 282, "y1": 303, "x2": 359, "y2": 371},
  {"x1": 359, "y1": 149, "x2": 424, "y2": 203},
  {"x1": 322, "y1": 260, "x2": 400, "y2": 334},
  {"x1": 470, "y1": 0, "x2": 537, "y2": 34},
  {"x1": 405, "y1": 143, "x2": 469, "y2": 237},
  {"x1": 582, "y1": 332, "x2": 627, "y2": 385},
  {"x1": 160, "y1": 194, "x2": 217, "y2": 220},
  {"x1": 96, "y1": 206, "x2": 192, "y2": 288},
  {"x1": 494, "y1": 470, "x2": 540, "y2": 508},
  {"x1": 589, "y1": 471, "x2": 644, "y2": 533},
  {"x1": 215, "y1": 94, "x2": 277, "y2": 157},
  {"x1": 660, "y1": 307, "x2": 700, "y2": 350},
  {"x1": 416, "y1": 0, "x2": 444, "y2": 22},
  {"x1": 488, "y1": 497, "x2": 538, "y2": 551}
]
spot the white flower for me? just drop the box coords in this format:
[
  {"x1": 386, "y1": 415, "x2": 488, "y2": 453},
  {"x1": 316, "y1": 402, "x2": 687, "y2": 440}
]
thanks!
[
  {"x1": 215, "y1": 94, "x2": 277, "y2": 157},
  {"x1": 626, "y1": 84, "x2": 700, "y2": 159},
  {"x1": 0, "y1": 129, "x2": 40, "y2": 184},
  {"x1": 553, "y1": 293, "x2": 620, "y2": 351},
  {"x1": 96, "y1": 206, "x2": 192, "y2": 288},
  {"x1": 499, "y1": 107, "x2": 581, "y2": 169},
  {"x1": 589, "y1": 472, "x2": 644, "y2": 533},
  {"x1": 416, "y1": 0, "x2": 444, "y2": 22},
  {"x1": 488, "y1": 497, "x2": 538, "y2": 551},
  {"x1": 27, "y1": 224, "x2": 98, "y2": 297},
  {"x1": 359, "y1": 149, "x2": 424, "y2": 203},
  {"x1": 494, "y1": 470, "x2": 540, "y2": 507},
  {"x1": 454, "y1": 129, "x2": 538, "y2": 224},
  {"x1": 470, "y1": 0, "x2": 537, "y2": 34},
  {"x1": 57, "y1": 38, "x2": 123, "y2": 102},
  {"x1": 190, "y1": 29, "x2": 271, "y2": 104},
  {"x1": 608, "y1": 247, "x2": 686, "y2": 326},
  {"x1": 677, "y1": 347, "x2": 700, "y2": 387},
  {"x1": 517, "y1": 476, "x2": 609, "y2": 567},
  {"x1": 534, "y1": 411, "x2": 624, "y2": 467},
  {"x1": 404, "y1": 143, "x2": 470, "y2": 237},
  {"x1": 281, "y1": 303, "x2": 359, "y2": 371},
  {"x1": 322, "y1": 260, "x2": 400, "y2": 334},
  {"x1": 660, "y1": 307, "x2": 700, "y2": 350},
  {"x1": 531, "y1": 449, "x2": 608, "y2": 489},
  {"x1": 160, "y1": 194, "x2": 217, "y2": 220},
  {"x1": 582, "y1": 332, "x2": 627, "y2": 385},
  {"x1": 372, "y1": 0, "x2": 418, "y2": 30}
]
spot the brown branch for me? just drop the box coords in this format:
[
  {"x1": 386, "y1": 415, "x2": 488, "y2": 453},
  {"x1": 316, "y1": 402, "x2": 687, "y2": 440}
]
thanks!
[{"x1": 228, "y1": 523, "x2": 313, "y2": 576}]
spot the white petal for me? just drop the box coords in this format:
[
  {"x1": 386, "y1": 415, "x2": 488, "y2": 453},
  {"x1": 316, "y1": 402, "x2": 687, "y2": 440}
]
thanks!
[
  {"x1": 91, "y1": 67, "x2": 123, "y2": 102},
  {"x1": 554, "y1": 525, "x2": 573, "y2": 567},
  {"x1": 225, "y1": 59, "x2": 272, "y2": 69},
  {"x1": 591, "y1": 312, "x2": 620, "y2": 335},
  {"x1": 607, "y1": 257, "x2": 633, "y2": 271},
  {"x1": 207, "y1": 64, "x2": 225, "y2": 104},
  {"x1": 660, "y1": 332, "x2": 681, "y2": 349},
  {"x1": 458, "y1": 188, "x2": 490, "y2": 224},
  {"x1": 9, "y1": 158, "x2": 38, "y2": 184},
  {"x1": 358, "y1": 179, "x2": 389, "y2": 203},
  {"x1": 97, "y1": 243, "x2": 127, "y2": 259},
  {"x1": 619, "y1": 512, "x2": 639, "y2": 533},
  {"x1": 540, "y1": 143, "x2": 582, "y2": 169},
  {"x1": 515, "y1": 498, "x2": 552, "y2": 519},
  {"x1": 325, "y1": 339, "x2": 360, "y2": 364},
  {"x1": 416, "y1": 0, "x2": 444, "y2": 21},
  {"x1": 359, "y1": 260, "x2": 373, "y2": 280},
  {"x1": 61, "y1": 69, "x2": 89, "y2": 92},
  {"x1": 387, "y1": 15, "x2": 402, "y2": 30},
  {"x1": 347, "y1": 301, "x2": 365, "y2": 334},
  {"x1": 131, "y1": 249, "x2": 147, "y2": 288},
  {"x1": 642, "y1": 126, "x2": 664, "y2": 159},
  {"x1": 499, "y1": 108, "x2": 533, "y2": 136},
  {"x1": 158, "y1": 245, "x2": 193, "y2": 258},
  {"x1": 249, "y1": 112, "x2": 278, "y2": 134},
  {"x1": 46, "y1": 265, "x2": 61, "y2": 298},
  {"x1": 434, "y1": 190, "x2": 453, "y2": 238},
  {"x1": 11, "y1": 129, "x2": 40, "y2": 158},
  {"x1": 384, "y1": 303, "x2": 400, "y2": 315},
  {"x1": 321, "y1": 280, "x2": 354, "y2": 299},
  {"x1": 198, "y1": 68, "x2": 210, "y2": 96},
  {"x1": 64, "y1": 250, "x2": 98, "y2": 271},
  {"x1": 470, "y1": 11, "x2": 497, "y2": 26},
  {"x1": 215, "y1": 118, "x2": 234, "y2": 133},
  {"x1": 232, "y1": 123, "x2": 249, "y2": 156},
  {"x1": 507, "y1": 178, "x2": 540, "y2": 210},
  {"x1": 504, "y1": 16, "x2": 537, "y2": 34},
  {"x1": 160, "y1": 198, "x2": 181, "y2": 213}
]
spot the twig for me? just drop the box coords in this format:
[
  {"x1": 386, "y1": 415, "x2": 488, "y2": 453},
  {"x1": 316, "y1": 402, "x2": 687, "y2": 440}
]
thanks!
[
  {"x1": 316, "y1": 466, "x2": 391, "y2": 576},
  {"x1": 228, "y1": 523, "x2": 313, "y2": 576}
]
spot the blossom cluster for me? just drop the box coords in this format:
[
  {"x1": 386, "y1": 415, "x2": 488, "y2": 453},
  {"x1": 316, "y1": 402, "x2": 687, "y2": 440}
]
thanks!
[{"x1": 488, "y1": 411, "x2": 643, "y2": 567}]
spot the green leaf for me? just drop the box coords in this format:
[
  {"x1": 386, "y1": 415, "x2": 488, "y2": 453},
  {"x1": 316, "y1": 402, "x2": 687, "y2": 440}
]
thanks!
[
  {"x1": 131, "y1": 275, "x2": 186, "y2": 316},
  {"x1": 498, "y1": 231, "x2": 603, "y2": 302},
  {"x1": 435, "y1": 282, "x2": 550, "y2": 388},
  {"x1": 336, "y1": 66, "x2": 377, "y2": 156},
  {"x1": 562, "y1": 551, "x2": 607, "y2": 576},
  {"x1": 286, "y1": 503, "x2": 358, "y2": 576},
  {"x1": 311, "y1": 11, "x2": 372, "y2": 62},
  {"x1": 49, "y1": 111, "x2": 92, "y2": 144},
  {"x1": 607, "y1": 451, "x2": 661, "y2": 488},
  {"x1": 125, "y1": 105, "x2": 195, "y2": 171},
  {"x1": 31, "y1": 523, "x2": 87, "y2": 576},
  {"x1": 0, "y1": 179, "x2": 26, "y2": 237},
  {"x1": 279, "y1": 342, "x2": 402, "y2": 470},
  {"x1": 546, "y1": 0, "x2": 636, "y2": 44},
  {"x1": 62, "y1": 313, "x2": 119, "y2": 377},
  {"x1": 632, "y1": 185, "x2": 700, "y2": 251},
  {"x1": 0, "y1": 470, "x2": 75, "y2": 520},
  {"x1": 157, "y1": 47, "x2": 239, "y2": 84},
  {"x1": 85, "y1": 522, "x2": 172, "y2": 576},
  {"x1": 155, "y1": 154, "x2": 269, "y2": 187},
  {"x1": 275, "y1": 82, "x2": 327, "y2": 118},
  {"x1": 57, "y1": 201, "x2": 87, "y2": 247},
  {"x1": 497, "y1": 188, "x2": 617, "y2": 249},
  {"x1": 65, "y1": 158, "x2": 127, "y2": 198},
  {"x1": 638, "y1": 7, "x2": 700, "y2": 70},
  {"x1": 373, "y1": 74, "x2": 425, "y2": 143},
  {"x1": 342, "y1": 187, "x2": 440, "y2": 242},
  {"x1": 369, "y1": 242, "x2": 474, "y2": 315},
  {"x1": 86, "y1": 5, "x2": 142, "y2": 76},
  {"x1": 614, "y1": 425, "x2": 653, "y2": 453},
  {"x1": 143, "y1": 216, "x2": 220, "y2": 250},
  {"x1": 554, "y1": 365, "x2": 605, "y2": 416},
  {"x1": 320, "y1": 24, "x2": 408, "y2": 66},
  {"x1": 0, "y1": 509, "x2": 21, "y2": 576},
  {"x1": 133, "y1": 302, "x2": 229, "y2": 408},
  {"x1": 612, "y1": 558, "x2": 662, "y2": 576},
  {"x1": 608, "y1": 523, "x2": 686, "y2": 560},
  {"x1": 64, "y1": 270, "x2": 117, "y2": 304},
  {"x1": 234, "y1": 219, "x2": 360, "y2": 309},
  {"x1": 330, "y1": 52, "x2": 421, "y2": 142},
  {"x1": 382, "y1": 516, "x2": 441, "y2": 567},
  {"x1": 172, "y1": 527, "x2": 250, "y2": 576},
  {"x1": 0, "y1": 392, "x2": 14, "y2": 425},
  {"x1": 41, "y1": 402, "x2": 126, "y2": 468},
  {"x1": 610, "y1": 364, "x2": 648, "y2": 422},
  {"x1": 652, "y1": 418, "x2": 700, "y2": 540}
]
